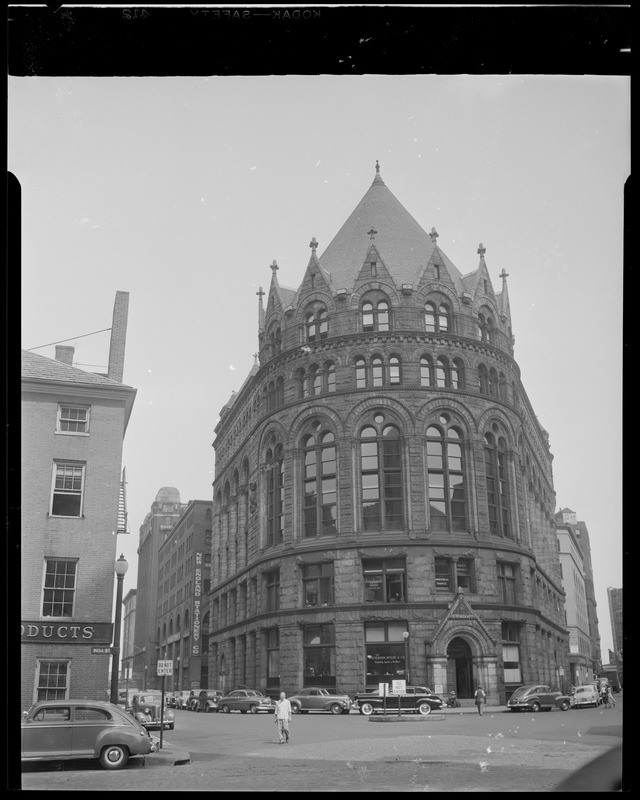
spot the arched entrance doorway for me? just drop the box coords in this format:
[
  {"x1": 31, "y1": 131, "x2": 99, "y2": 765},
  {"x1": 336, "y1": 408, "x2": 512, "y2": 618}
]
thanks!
[{"x1": 447, "y1": 637, "x2": 473, "y2": 699}]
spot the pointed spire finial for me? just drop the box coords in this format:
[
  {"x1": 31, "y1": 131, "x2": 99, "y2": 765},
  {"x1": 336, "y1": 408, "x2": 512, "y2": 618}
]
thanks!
[
  {"x1": 429, "y1": 227, "x2": 439, "y2": 243},
  {"x1": 256, "y1": 286, "x2": 265, "y2": 300},
  {"x1": 375, "y1": 159, "x2": 380, "y2": 174},
  {"x1": 253, "y1": 352, "x2": 259, "y2": 365},
  {"x1": 367, "y1": 227, "x2": 377, "y2": 240},
  {"x1": 477, "y1": 243, "x2": 486, "y2": 257},
  {"x1": 309, "y1": 237, "x2": 318, "y2": 251},
  {"x1": 271, "y1": 259, "x2": 279, "y2": 272},
  {"x1": 499, "y1": 268, "x2": 509, "y2": 283}
]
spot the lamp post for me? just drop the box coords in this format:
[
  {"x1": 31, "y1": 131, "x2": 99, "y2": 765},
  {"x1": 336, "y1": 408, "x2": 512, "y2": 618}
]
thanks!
[
  {"x1": 402, "y1": 630, "x2": 410, "y2": 685},
  {"x1": 109, "y1": 554, "x2": 129, "y2": 704}
]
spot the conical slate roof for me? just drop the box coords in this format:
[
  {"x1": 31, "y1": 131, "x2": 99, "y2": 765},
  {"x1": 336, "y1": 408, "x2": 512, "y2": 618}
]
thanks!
[{"x1": 318, "y1": 167, "x2": 464, "y2": 292}]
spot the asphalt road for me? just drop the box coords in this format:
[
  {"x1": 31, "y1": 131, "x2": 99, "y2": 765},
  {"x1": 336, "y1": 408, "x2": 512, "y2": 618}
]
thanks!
[{"x1": 18, "y1": 700, "x2": 625, "y2": 792}]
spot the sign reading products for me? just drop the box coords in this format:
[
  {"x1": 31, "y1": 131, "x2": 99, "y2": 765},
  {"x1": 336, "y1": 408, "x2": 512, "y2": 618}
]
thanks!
[
  {"x1": 192, "y1": 551, "x2": 203, "y2": 656},
  {"x1": 21, "y1": 621, "x2": 113, "y2": 643}
]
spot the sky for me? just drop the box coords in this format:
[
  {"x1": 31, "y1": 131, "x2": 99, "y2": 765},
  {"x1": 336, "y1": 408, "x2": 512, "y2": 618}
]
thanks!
[{"x1": 11, "y1": 73, "x2": 628, "y2": 658}]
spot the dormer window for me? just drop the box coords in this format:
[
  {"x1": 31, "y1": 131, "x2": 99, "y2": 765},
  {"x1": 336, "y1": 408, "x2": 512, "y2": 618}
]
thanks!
[
  {"x1": 434, "y1": 264, "x2": 440, "y2": 280},
  {"x1": 370, "y1": 261, "x2": 377, "y2": 277},
  {"x1": 362, "y1": 299, "x2": 390, "y2": 332}
]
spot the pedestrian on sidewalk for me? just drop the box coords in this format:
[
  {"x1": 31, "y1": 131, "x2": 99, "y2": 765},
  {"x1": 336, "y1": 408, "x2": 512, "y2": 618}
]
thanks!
[
  {"x1": 474, "y1": 686, "x2": 486, "y2": 716},
  {"x1": 274, "y1": 691, "x2": 292, "y2": 744}
]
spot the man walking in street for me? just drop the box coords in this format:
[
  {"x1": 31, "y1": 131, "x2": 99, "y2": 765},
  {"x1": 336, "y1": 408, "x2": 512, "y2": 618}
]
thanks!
[{"x1": 274, "y1": 691, "x2": 292, "y2": 744}]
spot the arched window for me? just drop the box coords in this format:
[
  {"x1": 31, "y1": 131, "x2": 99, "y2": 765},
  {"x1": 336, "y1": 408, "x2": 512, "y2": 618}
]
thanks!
[
  {"x1": 489, "y1": 368, "x2": 499, "y2": 397},
  {"x1": 426, "y1": 415, "x2": 467, "y2": 532},
  {"x1": 425, "y1": 301, "x2": 450, "y2": 333},
  {"x1": 276, "y1": 376, "x2": 285, "y2": 406},
  {"x1": 389, "y1": 356, "x2": 401, "y2": 385},
  {"x1": 360, "y1": 413, "x2": 404, "y2": 531},
  {"x1": 436, "y1": 357, "x2": 447, "y2": 388},
  {"x1": 498, "y1": 372, "x2": 507, "y2": 401},
  {"x1": 305, "y1": 307, "x2": 328, "y2": 343},
  {"x1": 355, "y1": 358, "x2": 367, "y2": 389},
  {"x1": 479, "y1": 364, "x2": 489, "y2": 394},
  {"x1": 269, "y1": 325, "x2": 282, "y2": 357},
  {"x1": 302, "y1": 424, "x2": 337, "y2": 537},
  {"x1": 451, "y1": 358, "x2": 464, "y2": 390},
  {"x1": 266, "y1": 442, "x2": 284, "y2": 548},
  {"x1": 484, "y1": 429, "x2": 512, "y2": 538},
  {"x1": 477, "y1": 308, "x2": 495, "y2": 344},
  {"x1": 420, "y1": 356, "x2": 433, "y2": 387},
  {"x1": 325, "y1": 361, "x2": 336, "y2": 393},
  {"x1": 310, "y1": 364, "x2": 322, "y2": 395},
  {"x1": 371, "y1": 356, "x2": 384, "y2": 387},
  {"x1": 362, "y1": 300, "x2": 390, "y2": 332}
]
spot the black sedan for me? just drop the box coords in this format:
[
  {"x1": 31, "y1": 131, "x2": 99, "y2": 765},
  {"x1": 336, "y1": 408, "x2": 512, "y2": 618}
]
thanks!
[{"x1": 353, "y1": 686, "x2": 443, "y2": 716}]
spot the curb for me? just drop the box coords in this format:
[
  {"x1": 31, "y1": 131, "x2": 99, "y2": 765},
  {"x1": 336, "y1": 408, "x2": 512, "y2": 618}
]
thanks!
[
  {"x1": 369, "y1": 713, "x2": 446, "y2": 723},
  {"x1": 143, "y1": 748, "x2": 192, "y2": 767}
]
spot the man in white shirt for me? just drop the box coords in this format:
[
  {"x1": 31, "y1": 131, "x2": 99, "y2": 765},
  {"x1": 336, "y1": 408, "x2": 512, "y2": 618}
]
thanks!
[{"x1": 274, "y1": 691, "x2": 292, "y2": 744}]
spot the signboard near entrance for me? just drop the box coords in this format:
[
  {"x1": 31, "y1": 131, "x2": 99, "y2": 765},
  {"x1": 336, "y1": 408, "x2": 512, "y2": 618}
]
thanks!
[{"x1": 157, "y1": 659, "x2": 173, "y2": 676}]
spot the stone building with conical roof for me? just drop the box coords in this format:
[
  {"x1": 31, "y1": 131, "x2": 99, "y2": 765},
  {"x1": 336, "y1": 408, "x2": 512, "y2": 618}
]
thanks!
[{"x1": 208, "y1": 164, "x2": 569, "y2": 705}]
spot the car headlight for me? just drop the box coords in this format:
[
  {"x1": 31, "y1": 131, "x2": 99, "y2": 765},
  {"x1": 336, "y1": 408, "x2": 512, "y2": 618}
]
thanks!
[{"x1": 167, "y1": 710, "x2": 175, "y2": 720}]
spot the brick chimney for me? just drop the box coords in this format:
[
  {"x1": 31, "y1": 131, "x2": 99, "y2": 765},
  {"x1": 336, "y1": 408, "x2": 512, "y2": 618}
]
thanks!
[
  {"x1": 55, "y1": 345, "x2": 75, "y2": 365},
  {"x1": 108, "y1": 291, "x2": 129, "y2": 383}
]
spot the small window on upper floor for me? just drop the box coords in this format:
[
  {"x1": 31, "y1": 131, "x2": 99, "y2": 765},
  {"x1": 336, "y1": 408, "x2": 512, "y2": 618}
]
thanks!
[
  {"x1": 362, "y1": 300, "x2": 390, "y2": 332},
  {"x1": 56, "y1": 405, "x2": 90, "y2": 435}
]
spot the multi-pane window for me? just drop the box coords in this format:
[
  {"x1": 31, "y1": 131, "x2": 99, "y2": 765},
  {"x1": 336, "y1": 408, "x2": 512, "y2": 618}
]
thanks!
[
  {"x1": 484, "y1": 431, "x2": 511, "y2": 537},
  {"x1": 497, "y1": 562, "x2": 517, "y2": 604},
  {"x1": 269, "y1": 325, "x2": 282, "y2": 357},
  {"x1": 303, "y1": 425, "x2": 337, "y2": 537},
  {"x1": 362, "y1": 299, "x2": 390, "y2": 332},
  {"x1": 306, "y1": 308, "x2": 328, "y2": 342},
  {"x1": 265, "y1": 570, "x2": 280, "y2": 612},
  {"x1": 420, "y1": 356, "x2": 433, "y2": 387},
  {"x1": 266, "y1": 443, "x2": 284, "y2": 547},
  {"x1": 42, "y1": 560, "x2": 77, "y2": 617},
  {"x1": 363, "y1": 558, "x2": 406, "y2": 602},
  {"x1": 477, "y1": 311, "x2": 496, "y2": 344},
  {"x1": 303, "y1": 624, "x2": 335, "y2": 687},
  {"x1": 36, "y1": 660, "x2": 69, "y2": 701},
  {"x1": 266, "y1": 628, "x2": 280, "y2": 687},
  {"x1": 302, "y1": 563, "x2": 334, "y2": 606},
  {"x1": 364, "y1": 622, "x2": 408, "y2": 687},
  {"x1": 424, "y1": 301, "x2": 450, "y2": 333},
  {"x1": 501, "y1": 622, "x2": 522, "y2": 683},
  {"x1": 360, "y1": 414, "x2": 404, "y2": 531},
  {"x1": 451, "y1": 358, "x2": 464, "y2": 389},
  {"x1": 434, "y1": 557, "x2": 475, "y2": 592},
  {"x1": 426, "y1": 416, "x2": 466, "y2": 531},
  {"x1": 300, "y1": 362, "x2": 336, "y2": 398},
  {"x1": 56, "y1": 405, "x2": 90, "y2": 434},
  {"x1": 50, "y1": 462, "x2": 85, "y2": 517},
  {"x1": 355, "y1": 356, "x2": 402, "y2": 388}
]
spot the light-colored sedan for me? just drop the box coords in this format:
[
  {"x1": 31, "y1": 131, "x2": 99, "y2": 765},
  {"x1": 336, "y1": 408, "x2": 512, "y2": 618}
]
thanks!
[
  {"x1": 21, "y1": 699, "x2": 156, "y2": 770},
  {"x1": 218, "y1": 689, "x2": 273, "y2": 714}
]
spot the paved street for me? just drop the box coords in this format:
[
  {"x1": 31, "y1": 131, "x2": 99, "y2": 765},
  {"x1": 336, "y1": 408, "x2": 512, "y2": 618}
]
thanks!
[{"x1": 18, "y1": 701, "x2": 624, "y2": 792}]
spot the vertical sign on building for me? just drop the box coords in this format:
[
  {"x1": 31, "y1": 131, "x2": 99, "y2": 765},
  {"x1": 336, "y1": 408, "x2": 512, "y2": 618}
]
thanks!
[{"x1": 192, "y1": 551, "x2": 203, "y2": 656}]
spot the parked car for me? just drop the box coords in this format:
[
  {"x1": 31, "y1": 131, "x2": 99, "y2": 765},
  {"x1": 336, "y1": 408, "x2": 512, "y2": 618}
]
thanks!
[
  {"x1": 571, "y1": 683, "x2": 602, "y2": 709},
  {"x1": 21, "y1": 699, "x2": 156, "y2": 770},
  {"x1": 288, "y1": 687, "x2": 352, "y2": 715},
  {"x1": 116, "y1": 688, "x2": 138, "y2": 713},
  {"x1": 353, "y1": 685, "x2": 443, "y2": 716},
  {"x1": 196, "y1": 689, "x2": 223, "y2": 713},
  {"x1": 507, "y1": 684, "x2": 572, "y2": 712},
  {"x1": 176, "y1": 690, "x2": 196, "y2": 710},
  {"x1": 131, "y1": 692, "x2": 176, "y2": 730},
  {"x1": 218, "y1": 689, "x2": 274, "y2": 714}
]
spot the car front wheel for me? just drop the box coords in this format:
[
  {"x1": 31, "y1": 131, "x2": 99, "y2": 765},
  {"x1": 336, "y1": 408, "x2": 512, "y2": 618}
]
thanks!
[
  {"x1": 417, "y1": 702, "x2": 432, "y2": 716},
  {"x1": 249, "y1": 705, "x2": 259, "y2": 714},
  {"x1": 291, "y1": 704, "x2": 301, "y2": 714},
  {"x1": 99, "y1": 744, "x2": 129, "y2": 770},
  {"x1": 531, "y1": 701, "x2": 541, "y2": 712},
  {"x1": 359, "y1": 702, "x2": 374, "y2": 716},
  {"x1": 559, "y1": 700, "x2": 571, "y2": 711},
  {"x1": 221, "y1": 705, "x2": 230, "y2": 713},
  {"x1": 329, "y1": 703, "x2": 343, "y2": 715}
]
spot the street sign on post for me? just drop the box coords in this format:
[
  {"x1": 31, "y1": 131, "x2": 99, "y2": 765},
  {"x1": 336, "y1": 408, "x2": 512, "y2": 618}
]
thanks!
[
  {"x1": 91, "y1": 646, "x2": 114, "y2": 655},
  {"x1": 157, "y1": 659, "x2": 173, "y2": 676}
]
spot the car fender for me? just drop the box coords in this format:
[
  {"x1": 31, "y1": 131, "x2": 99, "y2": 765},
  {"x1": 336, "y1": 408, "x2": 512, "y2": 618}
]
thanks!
[{"x1": 92, "y1": 727, "x2": 145, "y2": 758}]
